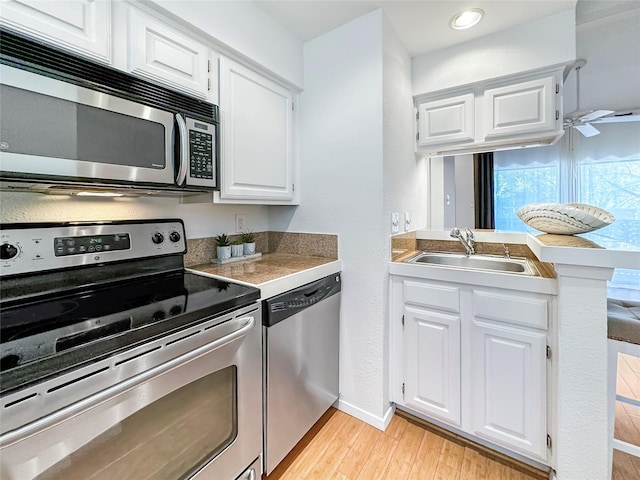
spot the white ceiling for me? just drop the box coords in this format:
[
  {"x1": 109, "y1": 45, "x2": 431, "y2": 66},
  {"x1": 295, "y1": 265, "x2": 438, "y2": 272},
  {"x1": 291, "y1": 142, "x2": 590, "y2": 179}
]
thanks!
[{"x1": 254, "y1": 0, "x2": 577, "y2": 57}]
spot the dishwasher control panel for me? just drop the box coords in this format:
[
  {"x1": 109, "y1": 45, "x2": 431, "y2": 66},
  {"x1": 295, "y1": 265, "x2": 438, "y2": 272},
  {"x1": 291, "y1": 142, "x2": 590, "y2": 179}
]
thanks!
[{"x1": 263, "y1": 273, "x2": 341, "y2": 327}]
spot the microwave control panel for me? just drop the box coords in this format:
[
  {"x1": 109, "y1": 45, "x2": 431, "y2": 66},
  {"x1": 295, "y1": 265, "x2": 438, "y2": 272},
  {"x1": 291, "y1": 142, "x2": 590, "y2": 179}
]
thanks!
[{"x1": 189, "y1": 124, "x2": 214, "y2": 180}]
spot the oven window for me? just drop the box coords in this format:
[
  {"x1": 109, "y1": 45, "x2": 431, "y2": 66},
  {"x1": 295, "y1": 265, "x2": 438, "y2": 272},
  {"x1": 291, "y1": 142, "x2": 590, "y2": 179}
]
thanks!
[{"x1": 36, "y1": 366, "x2": 237, "y2": 480}]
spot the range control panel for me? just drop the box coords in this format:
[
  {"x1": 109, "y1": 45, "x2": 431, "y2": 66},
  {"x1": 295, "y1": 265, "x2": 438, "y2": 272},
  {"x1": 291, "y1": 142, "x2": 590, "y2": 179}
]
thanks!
[
  {"x1": 54, "y1": 233, "x2": 131, "y2": 257},
  {"x1": 0, "y1": 219, "x2": 186, "y2": 277}
]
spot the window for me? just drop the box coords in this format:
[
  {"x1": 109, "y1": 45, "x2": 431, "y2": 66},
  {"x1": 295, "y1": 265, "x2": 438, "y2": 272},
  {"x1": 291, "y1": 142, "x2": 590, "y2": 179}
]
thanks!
[{"x1": 494, "y1": 122, "x2": 640, "y2": 296}]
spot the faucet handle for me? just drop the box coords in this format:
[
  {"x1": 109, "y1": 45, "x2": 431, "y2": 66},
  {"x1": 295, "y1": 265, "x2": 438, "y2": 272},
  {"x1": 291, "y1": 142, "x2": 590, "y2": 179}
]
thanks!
[
  {"x1": 450, "y1": 227, "x2": 461, "y2": 238},
  {"x1": 465, "y1": 227, "x2": 474, "y2": 241}
]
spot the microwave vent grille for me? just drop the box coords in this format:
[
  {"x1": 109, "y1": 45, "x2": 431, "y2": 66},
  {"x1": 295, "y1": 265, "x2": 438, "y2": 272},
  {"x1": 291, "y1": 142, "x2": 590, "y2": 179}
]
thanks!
[{"x1": 0, "y1": 28, "x2": 218, "y2": 122}]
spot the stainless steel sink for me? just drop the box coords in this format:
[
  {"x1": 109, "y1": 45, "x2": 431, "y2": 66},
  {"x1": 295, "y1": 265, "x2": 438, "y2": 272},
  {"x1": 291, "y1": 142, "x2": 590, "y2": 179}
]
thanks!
[{"x1": 405, "y1": 252, "x2": 536, "y2": 275}]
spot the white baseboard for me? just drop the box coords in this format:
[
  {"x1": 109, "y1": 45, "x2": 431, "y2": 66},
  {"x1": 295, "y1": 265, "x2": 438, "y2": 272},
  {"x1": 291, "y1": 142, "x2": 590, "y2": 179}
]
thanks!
[{"x1": 336, "y1": 399, "x2": 395, "y2": 431}]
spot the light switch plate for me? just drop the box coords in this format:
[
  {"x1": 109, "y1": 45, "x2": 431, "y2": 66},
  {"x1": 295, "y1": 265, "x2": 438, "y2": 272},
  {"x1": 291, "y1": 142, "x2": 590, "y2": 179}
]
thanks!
[
  {"x1": 391, "y1": 212, "x2": 400, "y2": 233},
  {"x1": 404, "y1": 212, "x2": 411, "y2": 232}
]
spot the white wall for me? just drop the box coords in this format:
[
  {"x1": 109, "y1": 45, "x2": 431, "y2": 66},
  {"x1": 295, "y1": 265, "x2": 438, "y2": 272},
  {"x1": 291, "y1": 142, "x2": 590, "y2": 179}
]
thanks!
[
  {"x1": 381, "y1": 13, "x2": 429, "y2": 413},
  {"x1": 382, "y1": 15, "x2": 429, "y2": 232},
  {"x1": 269, "y1": 10, "x2": 390, "y2": 426},
  {"x1": 147, "y1": 0, "x2": 304, "y2": 88},
  {"x1": 0, "y1": 193, "x2": 270, "y2": 239},
  {"x1": 269, "y1": 8, "x2": 428, "y2": 428},
  {"x1": 564, "y1": 1, "x2": 640, "y2": 113},
  {"x1": 412, "y1": 9, "x2": 576, "y2": 95}
]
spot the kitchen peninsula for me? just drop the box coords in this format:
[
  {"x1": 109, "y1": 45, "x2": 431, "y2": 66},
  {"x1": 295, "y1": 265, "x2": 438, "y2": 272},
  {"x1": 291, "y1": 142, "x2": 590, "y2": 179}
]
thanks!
[{"x1": 390, "y1": 229, "x2": 640, "y2": 480}]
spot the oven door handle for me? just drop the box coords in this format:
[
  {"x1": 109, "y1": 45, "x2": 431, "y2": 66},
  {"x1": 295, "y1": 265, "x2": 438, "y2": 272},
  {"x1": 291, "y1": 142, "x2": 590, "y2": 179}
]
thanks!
[{"x1": 0, "y1": 315, "x2": 256, "y2": 447}]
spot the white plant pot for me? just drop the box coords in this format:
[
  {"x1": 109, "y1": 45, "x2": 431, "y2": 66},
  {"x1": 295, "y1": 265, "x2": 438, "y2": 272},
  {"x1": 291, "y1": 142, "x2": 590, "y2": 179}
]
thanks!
[
  {"x1": 243, "y1": 242, "x2": 256, "y2": 255},
  {"x1": 231, "y1": 244, "x2": 244, "y2": 257},
  {"x1": 217, "y1": 246, "x2": 232, "y2": 261}
]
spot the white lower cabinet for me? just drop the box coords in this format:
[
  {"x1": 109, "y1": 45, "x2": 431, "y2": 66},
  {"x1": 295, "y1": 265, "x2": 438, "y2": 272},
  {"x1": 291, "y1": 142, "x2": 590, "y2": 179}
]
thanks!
[
  {"x1": 470, "y1": 319, "x2": 548, "y2": 460},
  {"x1": 404, "y1": 305, "x2": 461, "y2": 426},
  {"x1": 392, "y1": 276, "x2": 552, "y2": 464}
]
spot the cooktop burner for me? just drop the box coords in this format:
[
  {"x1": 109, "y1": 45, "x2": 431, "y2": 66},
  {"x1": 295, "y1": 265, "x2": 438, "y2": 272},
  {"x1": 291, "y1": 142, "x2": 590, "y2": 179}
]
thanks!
[
  {"x1": 0, "y1": 271, "x2": 256, "y2": 373},
  {"x1": 0, "y1": 219, "x2": 260, "y2": 395}
]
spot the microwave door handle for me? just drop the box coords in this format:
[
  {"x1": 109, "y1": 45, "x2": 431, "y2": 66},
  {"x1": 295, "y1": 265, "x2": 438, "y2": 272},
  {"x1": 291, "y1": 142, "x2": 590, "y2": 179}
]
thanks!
[{"x1": 175, "y1": 113, "x2": 188, "y2": 186}]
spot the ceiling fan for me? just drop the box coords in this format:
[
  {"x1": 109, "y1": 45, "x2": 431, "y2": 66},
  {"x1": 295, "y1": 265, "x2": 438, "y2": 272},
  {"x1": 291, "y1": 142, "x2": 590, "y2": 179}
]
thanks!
[{"x1": 563, "y1": 59, "x2": 640, "y2": 137}]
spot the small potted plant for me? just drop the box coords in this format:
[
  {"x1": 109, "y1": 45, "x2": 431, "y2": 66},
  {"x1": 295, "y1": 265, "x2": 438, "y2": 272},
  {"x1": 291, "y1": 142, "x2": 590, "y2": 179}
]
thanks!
[
  {"x1": 241, "y1": 231, "x2": 256, "y2": 255},
  {"x1": 215, "y1": 233, "x2": 232, "y2": 261},
  {"x1": 231, "y1": 239, "x2": 244, "y2": 258}
]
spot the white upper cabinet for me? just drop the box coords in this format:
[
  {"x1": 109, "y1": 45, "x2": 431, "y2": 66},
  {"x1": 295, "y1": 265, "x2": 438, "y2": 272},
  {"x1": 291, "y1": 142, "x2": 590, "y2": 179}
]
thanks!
[
  {"x1": 217, "y1": 56, "x2": 297, "y2": 204},
  {"x1": 416, "y1": 93, "x2": 474, "y2": 148},
  {"x1": 0, "y1": 0, "x2": 111, "y2": 64},
  {"x1": 484, "y1": 75, "x2": 557, "y2": 139},
  {"x1": 415, "y1": 67, "x2": 564, "y2": 156},
  {"x1": 126, "y1": 5, "x2": 211, "y2": 100}
]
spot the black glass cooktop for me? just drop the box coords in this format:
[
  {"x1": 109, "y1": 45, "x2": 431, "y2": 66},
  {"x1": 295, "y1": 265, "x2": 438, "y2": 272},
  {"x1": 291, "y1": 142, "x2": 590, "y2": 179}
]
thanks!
[{"x1": 0, "y1": 270, "x2": 259, "y2": 391}]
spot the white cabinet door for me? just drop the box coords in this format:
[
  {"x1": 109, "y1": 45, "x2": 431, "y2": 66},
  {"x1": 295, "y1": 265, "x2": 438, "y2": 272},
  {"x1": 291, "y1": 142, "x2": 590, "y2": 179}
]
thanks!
[
  {"x1": 404, "y1": 305, "x2": 461, "y2": 426},
  {"x1": 127, "y1": 6, "x2": 210, "y2": 100},
  {"x1": 416, "y1": 93, "x2": 474, "y2": 147},
  {"x1": 218, "y1": 56, "x2": 296, "y2": 203},
  {"x1": 484, "y1": 75, "x2": 558, "y2": 139},
  {"x1": 0, "y1": 0, "x2": 111, "y2": 63},
  {"x1": 470, "y1": 319, "x2": 547, "y2": 461}
]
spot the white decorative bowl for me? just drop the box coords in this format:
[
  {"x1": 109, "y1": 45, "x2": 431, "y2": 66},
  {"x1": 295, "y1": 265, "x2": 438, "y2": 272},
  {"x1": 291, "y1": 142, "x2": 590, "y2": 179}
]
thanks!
[{"x1": 516, "y1": 203, "x2": 615, "y2": 235}]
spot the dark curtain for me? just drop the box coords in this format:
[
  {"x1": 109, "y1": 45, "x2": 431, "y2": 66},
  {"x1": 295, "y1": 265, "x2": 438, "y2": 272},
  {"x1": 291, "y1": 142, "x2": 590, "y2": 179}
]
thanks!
[{"x1": 474, "y1": 152, "x2": 495, "y2": 229}]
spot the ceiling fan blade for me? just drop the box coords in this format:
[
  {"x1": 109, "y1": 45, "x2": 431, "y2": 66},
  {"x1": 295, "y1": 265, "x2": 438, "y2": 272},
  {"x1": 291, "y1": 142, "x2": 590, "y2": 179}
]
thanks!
[
  {"x1": 579, "y1": 110, "x2": 615, "y2": 122},
  {"x1": 590, "y1": 114, "x2": 640, "y2": 124},
  {"x1": 575, "y1": 123, "x2": 601, "y2": 137}
]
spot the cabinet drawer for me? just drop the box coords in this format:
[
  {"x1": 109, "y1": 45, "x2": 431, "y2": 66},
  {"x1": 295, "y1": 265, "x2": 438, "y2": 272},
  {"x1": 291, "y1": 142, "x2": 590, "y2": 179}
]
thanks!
[
  {"x1": 404, "y1": 281, "x2": 459, "y2": 313},
  {"x1": 473, "y1": 290, "x2": 548, "y2": 330}
]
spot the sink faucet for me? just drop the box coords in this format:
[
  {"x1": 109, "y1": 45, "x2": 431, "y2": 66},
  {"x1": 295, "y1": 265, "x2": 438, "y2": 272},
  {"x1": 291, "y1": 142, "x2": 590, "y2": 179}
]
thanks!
[{"x1": 450, "y1": 227, "x2": 475, "y2": 256}]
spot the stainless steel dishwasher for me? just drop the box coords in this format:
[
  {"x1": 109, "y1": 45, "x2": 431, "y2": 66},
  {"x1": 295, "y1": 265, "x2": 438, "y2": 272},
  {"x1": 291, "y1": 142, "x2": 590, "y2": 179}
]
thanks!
[{"x1": 263, "y1": 273, "x2": 341, "y2": 475}]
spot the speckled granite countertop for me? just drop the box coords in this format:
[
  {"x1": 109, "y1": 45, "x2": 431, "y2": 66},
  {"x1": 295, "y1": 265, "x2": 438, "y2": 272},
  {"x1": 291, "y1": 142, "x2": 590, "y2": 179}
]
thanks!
[{"x1": 188, "y1": 253, "x2": 342, "y2": 299}]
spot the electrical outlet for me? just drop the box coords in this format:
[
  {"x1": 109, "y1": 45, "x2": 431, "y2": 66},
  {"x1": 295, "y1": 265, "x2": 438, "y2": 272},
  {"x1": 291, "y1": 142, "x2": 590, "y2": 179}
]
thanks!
[
  {"x1": 391, "y1": 212, "x2": 400, "y2": 233},
  {"x1": 235, "y1": 214, "x2": 246, "y2": 233}
]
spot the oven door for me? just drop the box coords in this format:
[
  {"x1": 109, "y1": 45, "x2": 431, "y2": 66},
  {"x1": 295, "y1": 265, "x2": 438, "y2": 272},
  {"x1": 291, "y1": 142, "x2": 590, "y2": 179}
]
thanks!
[
  {"x1": 0, "y1": 64, "x2": 176, "y2": 186},
  {"x1": 0, "y1": 305, "x2": 262, "y2": 480}
]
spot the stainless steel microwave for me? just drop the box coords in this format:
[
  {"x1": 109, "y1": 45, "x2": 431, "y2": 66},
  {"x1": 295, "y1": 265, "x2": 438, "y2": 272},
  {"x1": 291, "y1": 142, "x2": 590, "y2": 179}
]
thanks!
[{"x1": 0, "y1": 29, "x2": 218, "y2": 194}]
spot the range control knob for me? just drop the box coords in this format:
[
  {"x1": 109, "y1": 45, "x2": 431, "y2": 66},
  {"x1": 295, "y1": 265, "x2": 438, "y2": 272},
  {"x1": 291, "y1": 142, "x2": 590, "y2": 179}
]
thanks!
[
  {"x1": 169, "y1": 231, "x2": 182, "y2": 243},
  {"x1": 151, "y1": 233, "x2": 165, "y2": 245},
  {"x1": 0, "y1": 243, "x2": 19, "y2": 260}
]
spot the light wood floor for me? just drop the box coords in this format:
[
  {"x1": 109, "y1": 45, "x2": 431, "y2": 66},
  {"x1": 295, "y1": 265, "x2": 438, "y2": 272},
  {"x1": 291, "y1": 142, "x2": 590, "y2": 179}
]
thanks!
[
  {"x1": 266, "y1": 353, "x2": 640, "y2": 480},
  {"x1": 613, "y1": 353, "x2": 640, "y2": 480},
  {"x1": 266, "y1": 409, "x2": 546, "y2": 480}
]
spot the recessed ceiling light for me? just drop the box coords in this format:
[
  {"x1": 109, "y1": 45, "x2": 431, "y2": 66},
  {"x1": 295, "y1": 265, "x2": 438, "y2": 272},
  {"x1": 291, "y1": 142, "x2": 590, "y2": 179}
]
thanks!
[{"x1": 450, "y1": 8, "x2": 484, "y2": 30}]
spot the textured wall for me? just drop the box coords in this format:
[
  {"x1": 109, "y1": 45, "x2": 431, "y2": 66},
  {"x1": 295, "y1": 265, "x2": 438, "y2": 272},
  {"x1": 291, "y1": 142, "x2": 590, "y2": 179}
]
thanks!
[
  {"x1": 269, "y1": 10, "x2": 389, "y2": 425},
  {"x1": 412, "y1": 10, "x2": 576, "y2": 95},
  {"x1": 381, "y1": 14, "x2": 429, "y2": 411},
  {"x1": 0, "y1": 192, "x2": 270, "y2": 240}
]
